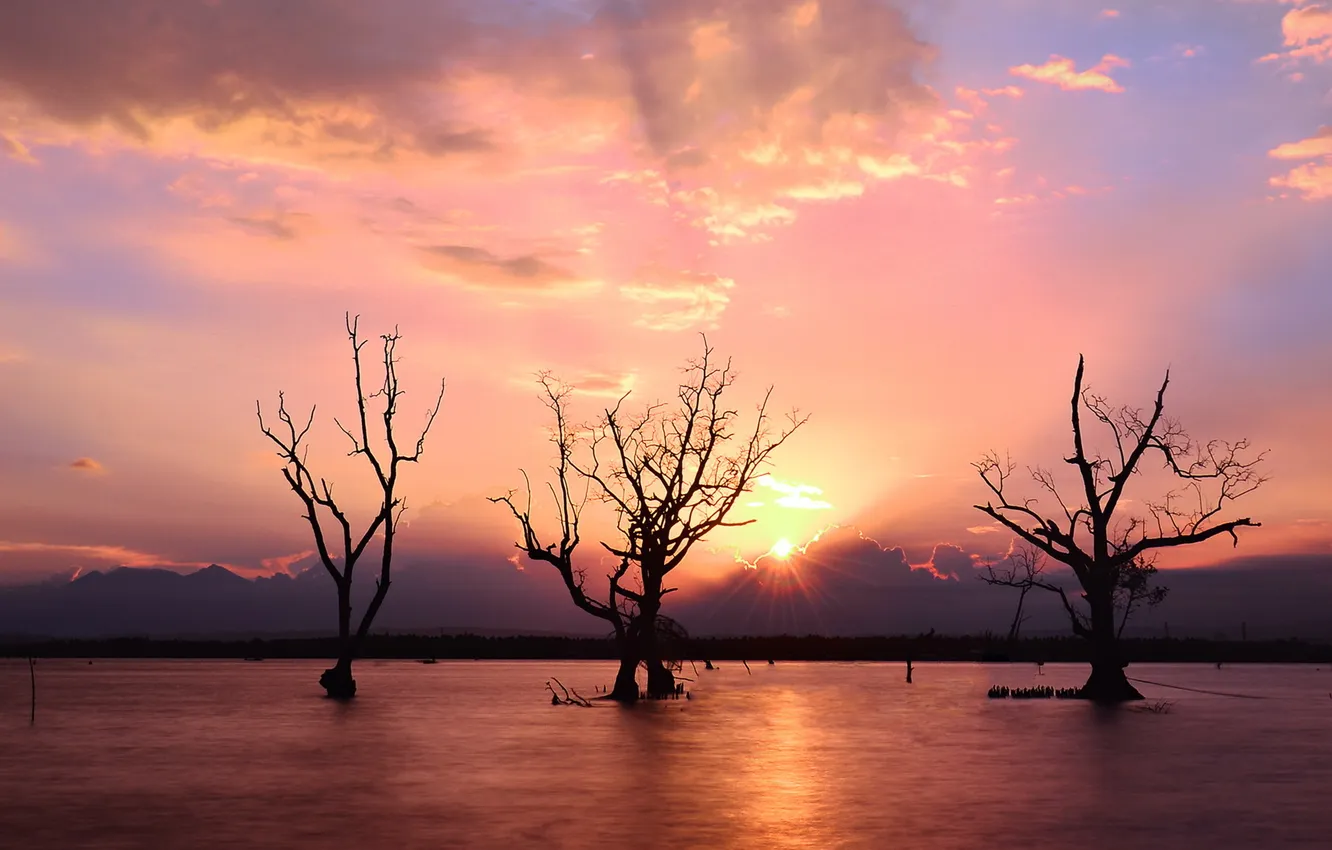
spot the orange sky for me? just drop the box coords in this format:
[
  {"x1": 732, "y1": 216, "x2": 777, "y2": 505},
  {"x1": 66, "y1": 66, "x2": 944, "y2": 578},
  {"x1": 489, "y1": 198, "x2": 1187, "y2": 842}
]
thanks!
[{"x1": 1, "y1": 0, "x2": 1330, "y2": 588}]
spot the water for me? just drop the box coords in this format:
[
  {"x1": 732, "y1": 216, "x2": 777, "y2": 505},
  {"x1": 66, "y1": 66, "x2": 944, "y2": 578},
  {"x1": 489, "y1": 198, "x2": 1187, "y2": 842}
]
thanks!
[{"x1": 2, "y1": 659, "x2": 1329, "y2": 849}]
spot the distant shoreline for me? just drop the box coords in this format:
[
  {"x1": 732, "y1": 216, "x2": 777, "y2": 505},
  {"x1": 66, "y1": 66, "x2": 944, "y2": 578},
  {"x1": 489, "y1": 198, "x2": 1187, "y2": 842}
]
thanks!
[{"x1": 3, "y1": 634, "x2": 1330, "y2": 664}]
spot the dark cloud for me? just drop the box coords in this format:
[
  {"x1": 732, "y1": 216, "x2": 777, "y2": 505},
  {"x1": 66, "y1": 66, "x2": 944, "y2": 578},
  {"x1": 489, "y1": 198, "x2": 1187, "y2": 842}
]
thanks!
[
  {"x1": 0, "y1": 0, "x2": 479, "y2": 155},
  {"x1": 676, "y1": 528, "x2": 1332, "y2": 639},
  {"x1": 920, "y1": 543, "x2": 979, "y2": 580},
  {"x1": 0, "y1": 1, "x2": 464, "y2": 119},
  {"x1": 419, "y1": 245, "x2": 597, "y2": 292},
  {"x1": 0, "y1": 0, "x2": 943, "y2": 236},
  {"x1": 417, "y1": 128, "x2": 496, "y2": 155},
  {"x1": 589, "y1": 0, "x2": 935, "y2": 157},
  {"x1": 227, "y1": 213, "x2": 303, "y2": 241}
]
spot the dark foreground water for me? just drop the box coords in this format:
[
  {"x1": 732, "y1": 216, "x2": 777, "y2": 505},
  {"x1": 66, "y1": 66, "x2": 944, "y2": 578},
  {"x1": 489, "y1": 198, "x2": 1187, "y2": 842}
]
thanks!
[{"x1": 2, "y1": 660, "x2": 1330, "y2": 849}]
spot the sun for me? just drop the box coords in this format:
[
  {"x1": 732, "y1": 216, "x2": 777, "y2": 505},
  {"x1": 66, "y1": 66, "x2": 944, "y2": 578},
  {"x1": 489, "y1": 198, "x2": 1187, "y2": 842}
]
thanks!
[{"x1": 770, "y1": 538, "x2": 796, "y2": 559}]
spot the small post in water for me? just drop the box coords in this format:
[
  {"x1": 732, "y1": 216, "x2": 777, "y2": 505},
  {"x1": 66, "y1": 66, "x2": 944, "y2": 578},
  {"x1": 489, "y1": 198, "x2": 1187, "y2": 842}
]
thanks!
[
  {"x1": 906, "y1": 657, "x2": 913, "y2": 684},
  {"x1": 28, "y1": 657, "x2": 36, "y2": 724}
]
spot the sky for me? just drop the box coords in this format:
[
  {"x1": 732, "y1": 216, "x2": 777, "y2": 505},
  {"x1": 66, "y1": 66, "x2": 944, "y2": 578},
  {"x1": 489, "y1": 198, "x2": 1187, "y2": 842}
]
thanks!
[{"x1": 1, "y1": 1, "x2": 1330, "y2": 622}]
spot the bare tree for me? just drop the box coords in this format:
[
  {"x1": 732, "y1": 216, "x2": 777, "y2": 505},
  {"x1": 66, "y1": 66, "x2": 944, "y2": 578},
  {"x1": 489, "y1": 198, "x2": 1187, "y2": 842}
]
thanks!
[
  {"x1": 491, "y1": 376, "x2": 641, "y2": 702},
  {"x1": 979, "y1": 544, "x2": 1047, "y2": 642},
  {"x1": 974, "y1": 356, "x2": 1264, "y2": 702},
  {"x1": 496, "y1": 340, "x2": 806, "y2": 701},
  {"x1": 576, "y1": 339, "x2": 806, "y2": 698},
  {"x1": 258, "y1": 315, "x2": 444, "y2": 698},
  {"x1": 981, "y1": 547, "x2": 1168, "y2": 642}
]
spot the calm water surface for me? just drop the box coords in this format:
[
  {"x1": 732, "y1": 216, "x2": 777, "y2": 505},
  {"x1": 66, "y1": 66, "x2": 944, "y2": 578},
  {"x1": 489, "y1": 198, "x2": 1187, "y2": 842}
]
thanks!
[{"x1": 2, "y1": 660, "x2": 1329, "y2": 849}]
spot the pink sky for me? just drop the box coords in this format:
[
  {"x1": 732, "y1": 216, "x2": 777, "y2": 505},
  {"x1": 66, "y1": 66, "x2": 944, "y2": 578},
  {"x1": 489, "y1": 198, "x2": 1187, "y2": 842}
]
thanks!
[{"x1": 1, "y1": 0, "x2": 1330, "y2": 589}]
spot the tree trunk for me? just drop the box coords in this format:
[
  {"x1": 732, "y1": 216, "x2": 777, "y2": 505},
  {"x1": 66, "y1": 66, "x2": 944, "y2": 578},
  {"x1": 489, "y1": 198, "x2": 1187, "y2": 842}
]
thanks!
[
  {"x1": 319, "y1": 657, "x2": 357, "y2": 699},
  {"x1": 645, "y1": 658, "x2": 676, "y2": 699},
  {"x1": 1079, "y1": 591, "x2": 1142, "y2": 703},
  {"x1": 638, "y1": 620, "x2": 676, "y2": 699},
  {"x1": 607, "y1": 653, "x2": 640, "y2": 703},
  {"x1": 634, "y1": 596, "x2": 678, "y2": 699},
  {"x1": 321, "y1": 581, "x2": 357, "y2": 699}
]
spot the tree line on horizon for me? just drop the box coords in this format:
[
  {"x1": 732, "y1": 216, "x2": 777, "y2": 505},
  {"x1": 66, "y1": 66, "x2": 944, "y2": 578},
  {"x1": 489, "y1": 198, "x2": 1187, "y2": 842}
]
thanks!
[{"x1": 257, "y1": 315, "x2": 1265, "y2": 704}]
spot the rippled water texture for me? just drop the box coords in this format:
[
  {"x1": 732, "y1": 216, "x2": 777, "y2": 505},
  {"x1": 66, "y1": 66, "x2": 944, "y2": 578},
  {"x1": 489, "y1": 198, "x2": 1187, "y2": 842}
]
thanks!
[{"x1": 2, "y1": 660, "x2": 1330, "y2": 848}]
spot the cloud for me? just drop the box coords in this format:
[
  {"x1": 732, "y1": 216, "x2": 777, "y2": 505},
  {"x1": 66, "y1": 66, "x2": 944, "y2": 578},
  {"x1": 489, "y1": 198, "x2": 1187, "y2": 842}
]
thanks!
[
  {"x1": 1, "y1": 133, "x2": 38, "y2": 164},
  {"x1": 1010, "y1": 54, "x2": 1130, "y2": 93},
  {"x1": 0, "y1": 0, "x2": 998, "y2": 243},
  {"x1": 1270, "y1": 126, "x2": 1332, "y2": 159},
  {"x1": 0, "y1": 0, "x2": 969, "y2": 242},
  {"x1": 915, "y1": 542, "x2": 980, "y2": 580},
  {"x1": 620, "y1": 266, "x2": 735, "y2": 330},
  {"x1": 68, "y1": 457, "x2": 106, "y2": 474},
  {"x1": 0, "y1": 539, "x2": 224, "y2": 571},
  {"x1": 227, "y1": 211, "x2": 312, "y2": 241},
  {"x1": 1278, "y1": 3, "x2": 1332, "y2": 63},
  {"x1": 1271, "y1": 161, "x2": 1332, "y2": 198},
  {"x1": 757, "y1": 474, "x2": 833, "y2": 510},
  {"x1": 259, "y1": 549, "x2": 317, "y2": 576},
  {"x1": 0, "y1": 0, "x2": 486, "y2": 165},
  {"x1": 418, "y1": 244, "x2": 601, "y2": 294},
  {"x1": 550, "y1": 0, "x2": 968, "y2": 239},
  {"x1": 752, "y1": 526, "x2": 958, "y2": 587},
  {"x1": 1269, "y1": 127, "x2": 1332, "y2": 198},
  {"x1": 570, "y1": 371, "x2": 637, "y2": 398}
]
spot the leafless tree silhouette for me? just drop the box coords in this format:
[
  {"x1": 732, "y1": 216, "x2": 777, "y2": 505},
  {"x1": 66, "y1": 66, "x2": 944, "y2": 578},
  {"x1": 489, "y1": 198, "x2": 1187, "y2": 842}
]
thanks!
[
  {"x1": 491, "y1": 376, "x2": 641, "y2": 702},
  {"x1": 979, "y1": 544, "x2": 1047, "y2": 642},
  {"x1": 258, "y1": 314, "x2": 443, "y2": 698},
  {"x1": 981, "y1": 546, "x2": 1168, "y2": 642},
  {"x1": 579, "y1": 340, "x2": 806, "y2": 698},
  {"x1": 974, "y1": 355, "x2": 1264, "y2": 702},
  {"x1": 496, "y1": 339, "x2": 806, "y2": 700}
]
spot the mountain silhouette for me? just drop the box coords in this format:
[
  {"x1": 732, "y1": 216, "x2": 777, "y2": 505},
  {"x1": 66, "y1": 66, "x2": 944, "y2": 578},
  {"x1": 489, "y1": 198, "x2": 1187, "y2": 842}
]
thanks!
[{"x1": 1, "y1": 552, "x2": 1330, "y2": 640}]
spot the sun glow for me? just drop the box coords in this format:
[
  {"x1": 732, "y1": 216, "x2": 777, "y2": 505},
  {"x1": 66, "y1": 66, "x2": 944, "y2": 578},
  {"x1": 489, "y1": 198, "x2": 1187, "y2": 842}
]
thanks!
[{"x1": 770, "y1": 538, "x2": 797, "y2": 559}]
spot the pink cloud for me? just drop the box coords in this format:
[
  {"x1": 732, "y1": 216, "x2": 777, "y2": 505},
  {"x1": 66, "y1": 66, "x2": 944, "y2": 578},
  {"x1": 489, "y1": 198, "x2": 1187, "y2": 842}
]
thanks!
[
  {"x1": 68, "y1": 457, "x2": 105, "y2": 474},
  {"x1": 1010, "y1": 54, "x2": 1130, "y2": 93},
  {"x1": 1260, "y1": 3, "x2": 1332, "y2": 64},
  {"x1": 0, "y1": 540, "x2": 228, "y2": 571},
  {"x1": 1269, "y1": 127, "x2": 1332, "y2": 198},
  {"x1": 1269, "y1": 126, "x2": 1332, "y2": 159},
  {"x1": 620, "y1": 267, "x2": 735, "y2": 331},
  {"x1": 1, "y1": 133, "x2": 38, "y2": 164},
  {"x1": 1271, "y1": 160, "x2": 1332, "y2": 198},
  {"x1": 260, "y1": 549, "x2": 316, "y2": 576}
]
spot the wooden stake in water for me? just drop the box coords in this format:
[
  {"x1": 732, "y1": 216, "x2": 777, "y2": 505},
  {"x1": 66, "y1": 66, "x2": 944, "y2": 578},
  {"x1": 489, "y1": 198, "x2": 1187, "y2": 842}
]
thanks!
[{"x1": 28, "y1": 657, "x2": 36, "y2": 724}]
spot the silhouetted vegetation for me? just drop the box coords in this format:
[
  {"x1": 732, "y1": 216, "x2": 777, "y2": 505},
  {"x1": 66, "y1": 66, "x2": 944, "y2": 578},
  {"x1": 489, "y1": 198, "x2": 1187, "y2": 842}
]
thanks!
[
  {"x1": 491, "y1": 377, "x2": 641, "y2": 702},
  {"x1": 981, "y1": 545, "x2": 1169, "y2": 642},
  {"x1": 257, "y1": 315, "x2": 444, "y2": 698},
  {"x1": 975, "y1": 356, "x2": 1265, "y2": 702},
  {"x1": 980, "y1": 544, "x2": 1047, "y2": 642},
  {"x1": 6, "y1": 634, "x2": 1328, "y2": 665},
  {"x1": 495, "y1": 339, "x2": 804, "y2": 700}
]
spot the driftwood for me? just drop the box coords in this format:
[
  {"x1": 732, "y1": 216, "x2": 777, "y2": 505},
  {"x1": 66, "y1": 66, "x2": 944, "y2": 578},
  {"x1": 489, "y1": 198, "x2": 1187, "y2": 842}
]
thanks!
[{"x1": 547, "y1": 678, "x2": 593, "y2": 707}]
